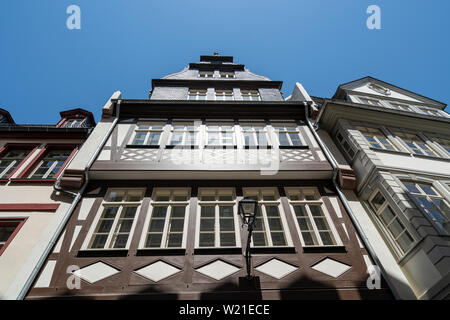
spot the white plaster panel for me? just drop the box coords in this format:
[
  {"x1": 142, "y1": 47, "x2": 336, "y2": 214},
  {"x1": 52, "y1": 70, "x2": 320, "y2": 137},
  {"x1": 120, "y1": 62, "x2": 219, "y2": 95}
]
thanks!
[
  {"x1": 34, "y1": 260, "x2": 57, "y2": 288},
  {"x1": 69, "y1": 226, "x2": 82, "y2": 252},
  {"x1": 52, "y1": 230, "x2": 65, "y2": 254},
  {"x1": 329, "y1": 197, "x2": 343, "y2": 218},
  {"x1": 78, "y1": 198, "x2": 96, "y2": 220}
]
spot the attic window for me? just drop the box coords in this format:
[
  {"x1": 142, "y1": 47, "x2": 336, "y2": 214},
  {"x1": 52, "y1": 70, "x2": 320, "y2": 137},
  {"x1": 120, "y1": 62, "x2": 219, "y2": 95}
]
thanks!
[
  {"x1": 199, "y1": 70, "x2": 214, "y2": 78},
  {"x1": 63, "y1": 119, "x2": 86, "y2": 128},
  {"x1": 368, "y1": 83, "x2": 391, "y2": 96}
]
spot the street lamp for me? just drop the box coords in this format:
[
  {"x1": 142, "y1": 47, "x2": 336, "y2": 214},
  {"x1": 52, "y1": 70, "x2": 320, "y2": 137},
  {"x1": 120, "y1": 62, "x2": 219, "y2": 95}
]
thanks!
[{"x1": 238, "y1": 197, "x2": 258, "y2": 280}]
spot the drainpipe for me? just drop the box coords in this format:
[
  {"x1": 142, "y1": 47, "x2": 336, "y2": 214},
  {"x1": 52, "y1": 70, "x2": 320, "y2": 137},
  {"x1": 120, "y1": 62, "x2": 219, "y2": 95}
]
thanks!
[
  {"x1": 303, "y1": 102, "x2": 400, "y2": 300},
  {"x1": 17, "y1": 100, "x2": 122, "y2": 300}
]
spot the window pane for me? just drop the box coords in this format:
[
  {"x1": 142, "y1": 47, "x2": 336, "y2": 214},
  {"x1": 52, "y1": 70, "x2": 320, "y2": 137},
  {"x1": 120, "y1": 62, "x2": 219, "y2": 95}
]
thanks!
[
  {"x1": 371, "y1": 192, "x2": 386, "y2": 210},
  {"x1": 97, "y1": 220, "x2": 113, "y2": 233},
  {"x1": 397, "y1": 232, "x2": 414, "y2": 252},
  {"x1": 419, "y1": 184, "x2": 437, "y2": 196},
  {"x1": 271, "y1": 232, "x2": 286, "y2": 246},
  {"x1": 152, "y1": 206, "x2": 168, "y2": 218},
  {"x1": 112, "y1": 234, "x2": 128, "y2": 249},
  {"x1": 91, "y1": 235, "x2": 108, "y2": 249},
  {"x1": 279, "y1": 133, "x2": 290, "y2": 146},
  {"x1": 220, "y1": 233, "x2": 235, "y2": 247},
  {"x1": 252, "y1": 232, "x2": 267, "y2": 246},
  {"x1": 200, "y1": 218, "x2": 214, "y2": 232},
  {"x1": 388, "y1": 218, "x2": 404, "y2": 238},
  {"x1": 380, "y1": 206, "x2": 395, "y2": 224},
  {"x1": 133, "y1": 132, "x2": 146, "y2": 145},
  {"x1": 149, "y1": 219, "x2": 165, "y2": 232},
  {"x1": 171, "y1": 206, "x2": 186, "y2": 217},
  {"x1": 289, "y1": 133, "x2": 302, "y2": 146},
  {"x1": 220, "y1": 219, "x2": 234, "y2": 231},
  {"x1": 302, "y1": 232, "x2": 318, "y2": 246},
  {"x1": 201, "y1": 206, "x2": 215, "y2": 217},
  {"x1": 199, "y1": 233, "x2": 215, "y2": 247},
  {"x1": 122, "y1": 206, "x2": 137, "y2": 218},
  {"x1": 319, "y1": 231, "x2": 335, "y2": 245},
  {"x1": 148, "y1": 132, "x2": 161, "y2": 145},
  {"x1": 146, "y1": 234, "x2": 162, "y2": 248},
  {"x1": 169, "y1": 219, "x2": 184, "y2": 232},
  {"x1": 167, "y1": 233, "x2": 183, "y2": 247}
]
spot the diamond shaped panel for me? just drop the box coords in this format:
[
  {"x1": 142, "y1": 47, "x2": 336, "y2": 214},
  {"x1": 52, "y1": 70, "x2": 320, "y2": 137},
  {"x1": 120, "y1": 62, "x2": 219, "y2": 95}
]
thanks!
[
  {"x1": 196, "y1": 260, "x2": 240, "y2": 280},
  {"x1": 135, "y1": 261, "x2": 181, "y2": 282},
  {"x1": 255, "y1": 259, "x2": 298, "y2": 279},
  {"x1": 311, "y1": 258, "x2": 351, "y2": 278},
  {"x1": 73, "y1": 262, "x2": 120, "y2": 284}
]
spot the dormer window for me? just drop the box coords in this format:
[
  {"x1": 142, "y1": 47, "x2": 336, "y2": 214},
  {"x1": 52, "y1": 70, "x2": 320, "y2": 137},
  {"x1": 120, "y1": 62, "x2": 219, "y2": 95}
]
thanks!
[
  {"x1": 241, "y1": 89, "x2": 261, "y2": 101},
  {"x1": 62, "y1": 119, "x2": 86, "y2": 128},
  {"x1": 199, "y1": 70, "x2": 214, "y2": 78},
  {"x1": 215, "y1": 89, "x2": 234, "y2": 101},
  {"x1": 358, "y1": 97, "x2": 382, "y2": 107},
  {"x1": 219, "y1": 71, "x2": 235, "y2": 79}
]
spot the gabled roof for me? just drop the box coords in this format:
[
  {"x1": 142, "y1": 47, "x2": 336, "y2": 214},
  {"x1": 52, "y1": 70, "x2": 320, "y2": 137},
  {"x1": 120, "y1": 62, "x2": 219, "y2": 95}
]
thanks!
[{"x1": 333, "y1": 76, "x2": 447, "y2": 109}]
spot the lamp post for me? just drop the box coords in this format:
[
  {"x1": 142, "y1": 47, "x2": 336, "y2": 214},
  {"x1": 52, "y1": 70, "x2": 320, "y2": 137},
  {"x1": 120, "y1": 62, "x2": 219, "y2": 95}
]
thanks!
[{"x1": 238, "y1": 197, "x2": 258, "y2": 280}]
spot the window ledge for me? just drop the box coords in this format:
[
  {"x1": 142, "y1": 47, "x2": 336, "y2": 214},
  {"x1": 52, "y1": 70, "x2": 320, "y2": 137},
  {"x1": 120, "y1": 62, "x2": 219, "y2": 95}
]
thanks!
[
  {"x1": 126, "y1": 144, "x2": 160, "y2": 149},
  {"x1": 136, "y1": 248, "x2": 186, "y2": 256},
  {"x1": 205, "y1": 145, "x2": 238, "y2": 149},
  {"x1": 9, "y1": 178, "x2": 56, "y2": 184},
  {"x1": 279, "y1": 145, "x2": 309, "y2": 149},
  {"x1": 369, "y1": 147, "x2": 410, "y2": 156},
  {"x1": 194, "y1": 247, "x2": 242, "y2": 255},
  {"x1": 250, "y1": 246, "x2": 296, "y2": 254},
  {"x1": 412, "y1": 153, "x2": 450, "y2": 162},
  {"x1": 165, "y1": 145, "x2": 199, "y2": 149},
  {"x1": 244, "y1": 146, "x2": 272, "y2": 150},
  {"x1": 302, "y1": 245, "x2": 347, "y2": 253},
  {"x1": 77, "y1": 249, "x2": 128, "y2": 257}
]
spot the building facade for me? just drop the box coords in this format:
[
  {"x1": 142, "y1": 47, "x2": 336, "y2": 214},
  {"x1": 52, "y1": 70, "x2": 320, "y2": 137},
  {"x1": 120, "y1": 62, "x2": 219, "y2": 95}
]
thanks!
[
  {"x1": 25, "y1": 55, "x2": 393, "y2": 300},
  {"x1": 312, "y1": 77, "x2": 450, "y2": 299},
  {"x1": 0, "y1": 108, "x2": 95, "y2": 299}
]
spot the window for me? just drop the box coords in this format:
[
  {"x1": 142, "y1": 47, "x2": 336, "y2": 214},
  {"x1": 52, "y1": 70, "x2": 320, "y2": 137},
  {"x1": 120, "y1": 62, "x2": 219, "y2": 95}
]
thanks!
[
  {"x1": 357, "y1": 126, "x2": 396, "y2": 151},
  {"x1": 196, "y1": 189, "x2": 240, "y2": 248},
  {"x1": 63, "y1": 119, "x2": 85, "y2": 128},
  {"x1": 358, "y1": 97, "x2": 382, "y2": 106},
  {"x1": 131, "y1": 123, "x2": 164, "y2": 146},
  {"x1": 206, "y1": 123, "x2": 235, "y2": 146},
  {"x1": 199, "y1": 70, "x2": 214, "y2": 78},
  {"x1": 28, "y1": 150, "x2": 73, "y2": 179},
  {"x1": 433, "y1": 137, "x2": 450, "y2": 155},
  {"x1": 169, "y1": 122, "x2": 198, "y2": 146},
  {"x1": 403, "y1": 182, "x2": 449, "y2": 234},
  {"x1": 188, "y1": 88, "x2": 207, "y2": 101},
  {"x1": 243, "y1": 188, "x2": 292, "y2": 247},
  {"x1": 86, "y1": 189, "x2": 144, "y2": 250},
  {"x1": 393, "y1": 130, "x2": 437, "y2": 156},
  {"x1": 0, "y1": 219, "x2": 25, "y2": 255},
  {"x1": 389, "y1": 102, "x2": 412, "y2": 112},
  {"x1": 219, "y1": 71, "x2": 235, "y2": 78},
  {"x1": 141, "y1": 189, "x2": 190, "y2": 249},
  {"x1": 0, "y1": 149, "x2": 32, "y2": 179},
  {"x1": 369, "y1": 191, "x2": 414, "y2": 254},
  {"x1": 336, "y1": 132, "x2": 356, "y2": 160},
  {"x1": 420, "y1": 108, "x2": 441, "y2": 117},
  {"x1": 273, "y1": 124, "x2": 304, "y2": 147},
  {"x1": 286, "y1": 188, "x2": 342, "y2": 247},
  {"x1": 215, "y1": 89, "x2": 234, "y2": 101},
  {"x1": 241, "y1": 123, "x2": 269, "y2": 147},
  {"x1": 241, "y1": 89, "x2": 261, "y2": 101}
]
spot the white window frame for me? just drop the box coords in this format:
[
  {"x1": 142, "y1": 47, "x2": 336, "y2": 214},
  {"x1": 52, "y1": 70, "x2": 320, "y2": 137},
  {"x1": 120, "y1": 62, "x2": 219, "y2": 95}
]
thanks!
[
  {"x1": 272, "y1": 123, "x2": 305, "y2": 147},
  {"x1": 242, "y1": 188, "x2": 293, "y2": 248},
  {"x1": 195, "y1": 188, "x2": 241, "y2": 248},
  {"x1": 169, "y1": 121, "x2": 200, "y2": 146},
  {"x1": 241, "y1": 89, "x2": 261, "y2": 101},
  {"x1": 139, "y1": 188, "x2": 190, "y2": 249},
  {"x1": 205, "y1": 123, "x2": 235, "y2": 146},
  {"x1": 388, "y1": 102, "x2": 413, "y2": 112},
  {"x1": 28, "y1": 149, "x2": 72, "y2": 179},
  {"x1": 401, "y1": 181, "x2": 450, "y2": 235},
  {"x1": 82, "y1": 188, "x2": 145, "y2": 250},
  {"x1": 0, "y1": 149, "x2": 31, "y2": 179},
  {"x1": 188, "y1": 88, "x2": 207, "y2": 101},
  {"x1": 285, "y1": 187, "x2": 343, "y2": 247},
  {"x1": 131, "y1": 122, "x2": 165, "y2": 146},
  {"x1": 240, "y1": 123, "x2": 270, "y2": 147},
  {"x1": 63, "y1": 118, "x2": 86, "y2": 128},
  {"x1": 215, "y1": 89, "x2": 234, "y2": 101},
  {"x1": 368, "y1": 190, "x2": 415, "y2": 256},
  {"x1": 356, "y1": 96, "x2": 383, "y2": 107},
  {"x1": 391, "y1": 129, "x2": 438, "y2": 157},
  {"x1": 356, "y1": 125, "x2": 397, "y2": 151}
]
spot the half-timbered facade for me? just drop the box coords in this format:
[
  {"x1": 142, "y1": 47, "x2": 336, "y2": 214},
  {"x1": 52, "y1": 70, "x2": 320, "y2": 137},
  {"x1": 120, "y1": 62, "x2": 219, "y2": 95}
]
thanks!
[
  {"x1": 26, "y1": 55, "x2": 393, "y2": 299},
  {"x1": 0, "y1": 108, "x2": 95, "y2": 299}
]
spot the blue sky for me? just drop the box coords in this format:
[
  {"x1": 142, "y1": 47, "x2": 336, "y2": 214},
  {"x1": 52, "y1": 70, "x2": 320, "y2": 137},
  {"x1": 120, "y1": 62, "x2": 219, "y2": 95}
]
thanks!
[{"x1": 1, "y1": 0, "x2": 449, "y2": 124}]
